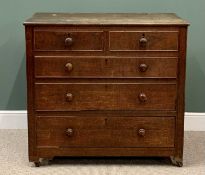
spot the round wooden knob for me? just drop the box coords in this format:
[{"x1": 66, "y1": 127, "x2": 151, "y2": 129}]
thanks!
[
  {"x1": 65, "y1": 63, "x2": 73, "y2": 72},
  {"x1": 138, "y1": 128, "x2": 146, "y2": 137},
  {"x1": 65, "y1": 37, "x2": 73, "y2": 46},
  {"x1": 66, "y1": 128, "x2": 73, "y2": 137},
  {"x1": 139, "y1": 36, "x2": 147, "y2": 44},
  {"x1": 66, "y1": 93, "x2": 73, "y2": 102},
  {"x1": 139, "y1": 63, "x2": 148, "y2": 72},
  {"x1": 138, "y1": 93, "x2": 147, "y2": 103}
]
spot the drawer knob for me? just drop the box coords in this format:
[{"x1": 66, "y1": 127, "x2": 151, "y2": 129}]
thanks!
[
  {"x1": 66, "y1": 128, "x2": 73, "y2": 137},
  {"x1": 139, "y1": 63, "x2": 148, "y2": 72},
  {"x1": 65, "y1": 37, "x2": 73, "y2": 46},
  {"x1": 138, "y1": 128, "x2": 146, "y2": 137},
  {"x1": 139, "y1": 35, "x2": 147, "y2": 47},
  {"x1": 66, "y1": 93, "x2": 73, "y2": 102},
  {"x1": 138, "y1": 93, "x2": 147, "y2": 103},
  {"x1": 65, "y1": 62, "x2": 73, "y2": 72}
]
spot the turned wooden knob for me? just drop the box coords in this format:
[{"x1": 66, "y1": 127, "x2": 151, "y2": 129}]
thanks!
[
  {"x1": 138, "y1": 93, "x2": 147, "y2": 103},
  {"x1": 66, "y1": 128, "x2": 73, "y2": 137},
  {"x1": 66, "y1": 93, "x2": 73, "y2": 102},
  {"x1": 65, "y1": 62, "x2": 73, "y2": 72},
  {"x1": 65, "y1": 37, "x2": 73, "y2": 46},
  {"x1": 139, "y1": 35, "x2": 147, "y2": 48},
  {"x1": 139, "y1": 63, "x2": 148, "y2": 72},
  {"x1": 139, "y1": 36, "x2": 147, "y2": 44},
  {"x1": 138, "y1": 128, "x2": 146, "y2": 137}
]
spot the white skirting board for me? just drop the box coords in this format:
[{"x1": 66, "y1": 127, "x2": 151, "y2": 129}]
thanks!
[{"x1": 0, "y1": 111, "x2": 205, "y2": 131}]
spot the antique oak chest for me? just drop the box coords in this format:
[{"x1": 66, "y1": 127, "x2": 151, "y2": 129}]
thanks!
[{"x1": 24, "y1": 13, "x2": 189, "y2": 167}]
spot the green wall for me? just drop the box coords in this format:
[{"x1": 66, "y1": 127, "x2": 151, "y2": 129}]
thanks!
[{"x1": 0, "y1": 0, "x2": 204, "y2": 112}]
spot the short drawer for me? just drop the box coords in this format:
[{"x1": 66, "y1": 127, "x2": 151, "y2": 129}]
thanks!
[
  {"x1": 35, "y1": 56, "x2": 177, "y2": 78},
  {"x1": 109, "y1": 31, "x2": 178, "y2": 51},
  {"x1": 35, "y1": 83, "x2": 176, "y2": 111},
  {"x1": 36, "y1": 116, "x2": 175, "y2": 148},
  {"x1": 34, "y1": 30, "x2": 104, "y2": 51}
]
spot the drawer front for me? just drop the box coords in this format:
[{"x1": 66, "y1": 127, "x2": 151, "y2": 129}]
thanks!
[
  {"x1": 109, "y1": 31, "x2": 178, "y2": 51},
  {"x1": 35, "y1": 56, "x2": 177, "y2": 78},
  {"x1": 34, "y1": 30, "x2": 104, "y2": 51},
  {"x1": 35, "y1": 83, "x2": 176, "y2": 111},
  {"x1": 37, "y1": 116, "x2": 175, "y2": 148}
]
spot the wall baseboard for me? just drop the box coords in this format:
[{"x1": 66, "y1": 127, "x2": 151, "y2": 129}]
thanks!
[
  {"x1": 184, "y1": 112, "x2": 205, "y2": 131},
  {"x1": 0, "y1": 111, "x2": 27, "y2": 129},
  {"x1": 0, "y1": 111, "x2": 205, "y2": 131}
]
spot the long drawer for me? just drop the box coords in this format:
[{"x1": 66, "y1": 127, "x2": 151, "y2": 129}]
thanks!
[
  {"x1": 35, "y1": 83, "x2": 176, "y2": 111},
  {"x1": 35, "y1": 56, "x2": 177, "y2": 78},
  {"x1": 37, "y1": 116, "x2": 175, "y2": 148}
]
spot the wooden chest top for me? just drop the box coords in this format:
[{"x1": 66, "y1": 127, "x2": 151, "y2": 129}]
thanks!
[{"x1": 24, "y1": 13, "x2": 189, "y2": 26}]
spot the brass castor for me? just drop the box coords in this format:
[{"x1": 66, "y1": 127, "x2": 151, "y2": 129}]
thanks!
[
  {"x1": 170, "y1": 156, "x2": 183, "y2": 167},
  {"x1": 34, "y1": 161, "x2": 40, "y2": 167},
  {"x1": 34, "y1": 158, "x2": 53, "y2": 167}
]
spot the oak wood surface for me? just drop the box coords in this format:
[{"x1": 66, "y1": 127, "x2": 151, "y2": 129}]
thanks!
[
  {"x1": 24, "y1": 13, "x2": 189, "y2": 26},
  {"x1": 174, "y1": 27, "x2": 188, "y2": 166},
  {"x1": 35, "y1": 56, "x2": 177, "y2": 78},
  {"x1": 34, "y1": 30, "x2": 104, "y2": 51},
  {"x1": 36, "y1": 116, "x2": 175, "y2": 148},
  {"x1": 109, "y1": 31, "x2": 178, "y2": 51},
  {"x1": 35, "y1": 83, "x2": 176, "y2": 111},
  {"x1": 25, "y1": 26, "x2": 38, "y2": 162},
  {"x1": 37, "y1": 147, "x2": 175, "y2": 157}
]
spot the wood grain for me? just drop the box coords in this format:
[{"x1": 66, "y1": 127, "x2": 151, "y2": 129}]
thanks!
[
  {"x1": 35, "y1": 56, "x2": 177, "y2": 78},
  {"x1": 25, "y1": 26, "x2": 38, "y2": 162},
  {"x1": 37, "y1": 147, "x2": 175, "y2": 157},
  {"x1": 34, "y1": 30, "x2": 104, "y2": 51},
  {"x1": 35, "y1": 83, "x2": 177, "y2": 111},
  {"x1": 109, "y1": 31, "x2": 178, "y2": 51},
  {"x1": 24, "y1": 13, "x2": 189, "y2": 26},
  {"x1": 36, "y1": 116, "x2": 175, "y2": 148}
]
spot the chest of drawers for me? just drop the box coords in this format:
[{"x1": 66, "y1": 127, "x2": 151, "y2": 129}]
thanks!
[{"x1": 24, "y1": 13, "x2": 189, "y2": 167}]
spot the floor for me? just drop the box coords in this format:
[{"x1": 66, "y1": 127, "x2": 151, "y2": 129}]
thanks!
[{"x1": 0, "y1": 130, "x2": 204, "y2": 175}]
